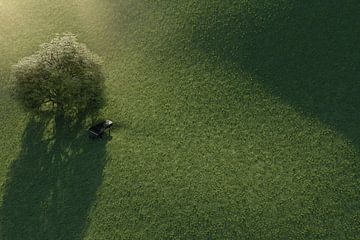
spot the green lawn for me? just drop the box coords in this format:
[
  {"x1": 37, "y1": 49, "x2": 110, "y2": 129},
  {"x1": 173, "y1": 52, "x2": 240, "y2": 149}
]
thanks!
[{"x1": 0, "y1": 0, "x2": 359, "y2": 239}]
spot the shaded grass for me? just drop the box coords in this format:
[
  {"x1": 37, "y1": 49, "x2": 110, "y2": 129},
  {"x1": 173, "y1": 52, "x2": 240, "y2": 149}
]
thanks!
[
  {"x1": 0, "y1": 115, "x2": 108, "y2": 240},
  {"x1": 190, "y1": 0, "x2": 360, "y2": 149},
  {"x1": 0, "y1": 0, "x2": 360, "y2": 239}
]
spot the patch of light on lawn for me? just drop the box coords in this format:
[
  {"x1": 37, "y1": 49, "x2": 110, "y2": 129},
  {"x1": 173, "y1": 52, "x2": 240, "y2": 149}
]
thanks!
[
  {"x1": 0, "y1": 1, "x2": 27, "y2": 62},
  {"x1": 73, "y1": 0, "x2": 123, "y2": 55}
]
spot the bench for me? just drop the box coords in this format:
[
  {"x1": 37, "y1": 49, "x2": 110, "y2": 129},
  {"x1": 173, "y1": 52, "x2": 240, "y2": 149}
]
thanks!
[{"x1": 88, "y1": 120, "x2": 113, "y2": 139}]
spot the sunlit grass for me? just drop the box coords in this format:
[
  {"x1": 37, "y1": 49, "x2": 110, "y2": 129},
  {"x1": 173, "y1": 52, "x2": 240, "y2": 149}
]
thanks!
[{"x1": 1, "y1": 1, "x2": 359, "y2": 239}]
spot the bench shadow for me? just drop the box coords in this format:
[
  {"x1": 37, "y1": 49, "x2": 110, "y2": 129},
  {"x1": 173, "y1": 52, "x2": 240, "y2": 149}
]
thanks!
[{"x1": 1, "y1": 115, "x2": 108, "y2": 240}]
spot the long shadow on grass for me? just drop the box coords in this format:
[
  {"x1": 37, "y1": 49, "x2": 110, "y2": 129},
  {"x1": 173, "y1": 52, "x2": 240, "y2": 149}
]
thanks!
[
  {"x1": 192, "y1": 0, "x2": 360, "y2": 149},
  {"x1": 1, "y1": 115, "x2": 108, "y2": 240},
  {"x1": 190, "y1": 2, "x2": 360, "y2": 237}
]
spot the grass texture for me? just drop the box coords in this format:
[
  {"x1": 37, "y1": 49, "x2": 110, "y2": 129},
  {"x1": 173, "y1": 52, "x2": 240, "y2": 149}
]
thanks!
[{"x1": 0, "y1": 0, "x2": 359, "y2": 239}]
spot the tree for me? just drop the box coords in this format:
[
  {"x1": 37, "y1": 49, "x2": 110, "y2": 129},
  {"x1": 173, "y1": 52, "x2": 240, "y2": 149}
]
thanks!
[{"x1": 11, "y1": 33, "x2": 105, "y2": 116}]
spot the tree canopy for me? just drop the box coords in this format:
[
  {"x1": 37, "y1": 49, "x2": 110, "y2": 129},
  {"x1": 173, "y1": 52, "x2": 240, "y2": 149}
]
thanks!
[{"x1": 11, "y1": 33, "x2": 105, "y2": 116}]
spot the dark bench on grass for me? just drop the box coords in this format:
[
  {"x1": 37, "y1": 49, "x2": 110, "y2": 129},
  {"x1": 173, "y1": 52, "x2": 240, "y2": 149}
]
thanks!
[{"x1": 89, "y1": 120, "x2": 113, "y2": 139}]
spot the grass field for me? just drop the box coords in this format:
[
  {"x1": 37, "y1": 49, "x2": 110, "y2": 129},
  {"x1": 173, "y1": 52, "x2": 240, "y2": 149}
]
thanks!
[{"x1": 0, "y1": 1, "x2": 359, "y2": 239}]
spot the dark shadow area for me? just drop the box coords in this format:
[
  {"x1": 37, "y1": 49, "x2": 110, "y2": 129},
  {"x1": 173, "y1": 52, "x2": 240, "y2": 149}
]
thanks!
[
  {"x1": 191, "y1": 1, "x2": 360, "y2": 149},
  {"x1": 190, "y1": 3, "x2": 360, "y2": 237},
  {"x1": 0, "y1": 114, "x2": 108, "y2": 240}
]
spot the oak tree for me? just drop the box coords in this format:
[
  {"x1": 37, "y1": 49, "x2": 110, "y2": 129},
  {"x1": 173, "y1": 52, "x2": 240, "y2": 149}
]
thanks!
[{"x1": 11, "y1": 33, "x2": 105, "y2": 116}]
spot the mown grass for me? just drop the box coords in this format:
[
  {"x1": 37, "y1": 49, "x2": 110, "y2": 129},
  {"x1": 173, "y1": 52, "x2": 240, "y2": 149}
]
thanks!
[{"x1": 0, "y1": 0, "x2": 359, "y2": 239}]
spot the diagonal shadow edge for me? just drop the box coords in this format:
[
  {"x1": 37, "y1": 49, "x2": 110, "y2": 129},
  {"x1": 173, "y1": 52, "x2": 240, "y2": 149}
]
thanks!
[
  {"x1": 186, "y1": 0, "x2": 360, "y2": 236},
  {"x1": 189, "y1": 0, "x2": 360, "y2": 150}
]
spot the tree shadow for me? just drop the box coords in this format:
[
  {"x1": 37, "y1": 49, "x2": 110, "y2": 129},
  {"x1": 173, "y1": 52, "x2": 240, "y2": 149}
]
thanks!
[
  {"x1": 0, "y1": 114, "x2": 108, "y2": 240},
  {"x1": 187, "y1": 2, "x2": 360, "y2": 238},
  {"x1": 191, "y1": 0, "x2": 360, "y2": 149}
]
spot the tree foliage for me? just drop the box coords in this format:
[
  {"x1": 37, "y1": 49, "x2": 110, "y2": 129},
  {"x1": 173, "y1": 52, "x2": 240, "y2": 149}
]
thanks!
[{"x1": 11, "y1": 33, "x2": 105, "y2": 116}]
